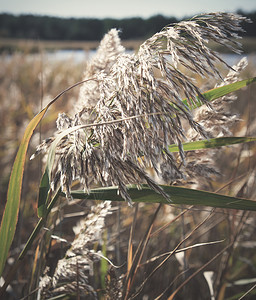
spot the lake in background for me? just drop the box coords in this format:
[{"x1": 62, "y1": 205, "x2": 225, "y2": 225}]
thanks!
[
  {"x1": 45, "y1": 49, "x2": 255, "y2": 68},
  {"x1": 3, "y1": 47, "x2": 255, "y2": 68}
]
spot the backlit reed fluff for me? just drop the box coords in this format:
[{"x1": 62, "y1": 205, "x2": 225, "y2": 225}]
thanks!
[
  {"x1": 177, "y1": 57, "x2": 249, "y2": 188},
  {"x1": 38, "y1": 201, "x2": 112, "y2": 299},
  {"x1": 32, "y1": 13, "x2": 249, "y2": 205},
  {"x1": 75, "y1": 28, "x2": 125, "y2": 116}
]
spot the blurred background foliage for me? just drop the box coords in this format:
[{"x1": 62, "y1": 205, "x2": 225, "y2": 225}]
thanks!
[{"x1": 0, "y1": 11, "x2": 255, "y2": 42}]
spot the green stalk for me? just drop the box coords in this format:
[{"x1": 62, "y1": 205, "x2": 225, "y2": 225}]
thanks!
[{"x1": 0, "y1": 188, "x2": 61, "y2": 297}]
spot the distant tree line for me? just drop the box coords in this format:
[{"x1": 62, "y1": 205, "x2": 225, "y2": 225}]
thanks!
[{"x1": 0, "y1": 11, "x2": 255, "y2": 41}]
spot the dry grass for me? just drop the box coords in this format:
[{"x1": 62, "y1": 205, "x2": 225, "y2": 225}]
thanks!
[
  {"x1": 0, "y1": 51, "x2": 84, "y2": 211},
  {"x1": 0, "y1": 38, "x2": 144, "y2": 53}
]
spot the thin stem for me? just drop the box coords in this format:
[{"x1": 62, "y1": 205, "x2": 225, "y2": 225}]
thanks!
[
  {"x1": 167, "y1": 242, "x2": 234, "y2": 300},
  {"x1": 123, "y1": 204, "x2": 162, "y2": 299},
  {"x1": 130, "y1": 208, "x2": 215, "y2": 299}
]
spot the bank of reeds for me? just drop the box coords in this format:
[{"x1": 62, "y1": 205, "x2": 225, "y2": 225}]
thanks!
[{"x1": 1, "y1": 36, "x2": 256, "y2": 54}]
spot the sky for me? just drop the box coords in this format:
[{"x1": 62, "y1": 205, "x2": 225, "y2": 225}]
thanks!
[{"x1": 0, "y1": 0, "x2": 255, "y2": 19}]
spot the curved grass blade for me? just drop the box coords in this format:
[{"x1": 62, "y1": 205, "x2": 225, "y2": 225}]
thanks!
[
  {"x1": 0, "y1": 79, "x2": 94, "y2": 278},
  {"x1": 38, "y1": 169, "x2": 51, "y2": 218},
  {"x1": 168, "y1": 136, "x2": 256, "y2": 152},
  {"x1": 66, "y1": 184, "x2": 256, "y2": 212},
  {"x1": 0, "y1": 108, "x2": 48, "y2": 277},
  {"x1": 183, "y1": 77, "x2": 256, "y2": 108}
]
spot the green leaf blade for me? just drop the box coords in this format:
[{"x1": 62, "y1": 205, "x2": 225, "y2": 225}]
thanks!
[
  {"x1": 168, "y1": 136, "x2": 256, "y2": 152},
  {"x1": 0, "y1": 108, "x2": 47, "y2": 277},
  {"x1": 183, "y1": 77, "x2": 256, "y2": 108},
  {"x1": 38, "y1": 171, "x2": 50, "y2": 218},
  {"x1": 67, "y1": 185, "x2": 256, "y2": 212}
]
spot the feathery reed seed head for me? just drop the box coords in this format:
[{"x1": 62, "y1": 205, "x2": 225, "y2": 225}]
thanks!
[
  {"x1": 38, "y1": 202, "x2": 112, "y2": 298},
  {"x1": 33, "y1": 13, "x2": 249, "y2": 204}
]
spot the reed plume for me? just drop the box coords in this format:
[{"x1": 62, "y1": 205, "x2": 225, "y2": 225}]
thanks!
[
  {"x1": 38, "y1": 202, "x2": 112, "y2": 299},
  {"x1": 178, "y1": 57, "x2": 249, "y2": 188},
  {"x1": 31, "y1": 12, "x2": 249, "y2": 205}
]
